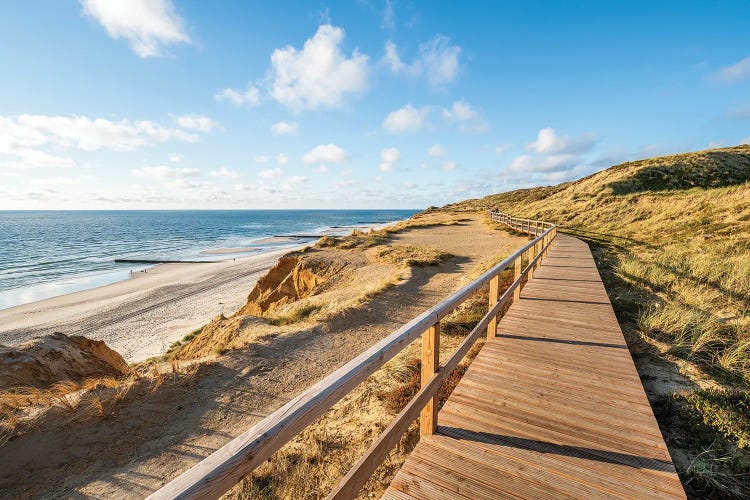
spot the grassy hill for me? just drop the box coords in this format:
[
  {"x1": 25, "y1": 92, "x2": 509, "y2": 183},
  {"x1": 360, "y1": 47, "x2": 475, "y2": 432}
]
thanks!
[{"x1": 446, "y1": 145, "x2": 750, "y2": 498}]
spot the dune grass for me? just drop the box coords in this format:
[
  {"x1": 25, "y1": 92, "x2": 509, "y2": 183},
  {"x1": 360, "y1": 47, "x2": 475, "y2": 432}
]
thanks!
[{"x1": 225, "y1": 287, "x2": 491, "y2": 499}]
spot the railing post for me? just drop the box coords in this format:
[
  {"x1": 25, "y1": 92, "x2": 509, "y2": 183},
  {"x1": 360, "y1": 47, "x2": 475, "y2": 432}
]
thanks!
[
  {"x1": 487, "y1": 274, "x2": 499, "y2": 340},
  {"x1": 420, "y1": 321, "x2": 440, "y2": 437},
  {"x1": 513, "y1": 256, "x2": 521, "y2": 301},
  {"x1": 528, "y1": 242, "x2": 536, "y2": 279}
]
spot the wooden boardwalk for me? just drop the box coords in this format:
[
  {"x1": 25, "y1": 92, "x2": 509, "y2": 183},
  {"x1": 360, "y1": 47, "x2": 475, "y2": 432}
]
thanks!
[{"x1": 383, "y1": 235, "x2": 686, "y2": 499}]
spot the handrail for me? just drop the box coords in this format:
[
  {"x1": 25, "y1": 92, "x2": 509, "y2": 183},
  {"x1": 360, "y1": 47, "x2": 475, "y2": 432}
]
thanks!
[{"x1": 149, "y1": 211, "x2": 556, "y2": 500}]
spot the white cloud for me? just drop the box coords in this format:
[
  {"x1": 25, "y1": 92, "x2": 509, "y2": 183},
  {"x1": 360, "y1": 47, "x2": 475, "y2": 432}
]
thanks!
[
  {"x1": 741, "y1": 136, "x2": 750, "y2": 145},
  {"x1": 383, "y1": 104, "x2": 429, "y2": 133},
  {"x1": 428, "y1": 144, "x2": 445, "y2": 157},
  {"x1": 303, "y1": 143, "x2": 348, "y2": 164},
  {"x1": 275, "y1": 153, "x2": 289, "y2": 165},
  {"x1": 526, "y1": 127, "x2": 597, "y2": 155},
  {"x1": 2, "y1": 114, "x2": 197, "y2": 152},
  {"x1": 169, "y1": 153, "x2": 183, "y2": 162},
  {"x1": 380, "y1": 147, "x2": 400, "y2": 172},
  {"x1": 271, "y1": 121, "x2": 298, "y2": 135},
  {"x1": 714, "y1": 56, "x2": 750, "y2": 84},
  {"x1": 209, "y1": 167, "x2": 239, "y2": 178},
  {"x1": 131, "y1": 165, "x2": 199, "y2": 179},
  {"x1": 288, "y1": 175, "x2": 307, "y2": 184},
  {"x1": 494, "y1": 143, "x2": 511, "y2": 154},
  {"x1": 255, "y1": 155, "x2": 270, "y2": 163},
  {"x1": 383, "y1": 41, "x2": 407, "y2": 74},
  {"x1": 29, "y1": 176, "x2": 83, "y2": 187},
  {"x1": 443, "y1": 160, "x2": 458, "y2": 171},
  {"x1": 315, "y1": 165, "x2": 329, "y2": 174},
  {"x1": 259, "y1": 168, "x2": 283, "y2": 179},
  {"x1": 442, "y1": 100, "x2": 487, "y2": 134},
  {"x1": 173, "y1": 114, "x2": 219, "y2": 132},
  {"x1": 269, "y1": 25, "x2": 369, "y2": 110},
  {"x1": 383, "y1": 36, "x2": 461, "y2": 87},
  {"x1": 1, "y1": 149, "x2": 76, "y2": 169},
  {"x1": 0, "y1": 114, "x2": 199, "y2": 169},
  {"x1": 508, "y1": 153, "x2": 578, "y2": 173},
  {"x1": 80, "y1": 0, "x2": 190, "y2": 58},
  {"x1": 214, "y1": 84, "x2": 260, "y2": 106},
  {"x1": 382, "y1": 0, "x2": 395, "y2": 30},
  {"x1": 341, "y1": 167, "x2": 353, "y2": 176}
]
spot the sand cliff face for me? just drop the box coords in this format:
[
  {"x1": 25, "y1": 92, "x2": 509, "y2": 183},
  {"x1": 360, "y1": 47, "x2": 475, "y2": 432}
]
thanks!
[
  {"x1": 238, "y1": 255, "x2": 345, "y2": 317},
  {"x1": 0, "y1": 333, "x2": 130, "y2": 391}
]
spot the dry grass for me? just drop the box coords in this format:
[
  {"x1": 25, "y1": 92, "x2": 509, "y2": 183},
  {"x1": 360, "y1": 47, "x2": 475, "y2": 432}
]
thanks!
[
  {"x1": 225, "y1": 287, "x2": 490, "y2": 499},
  {"x1": 449, "y1": 144, "x2": 750, "y2": 497},
  {"x1": 375, "y1": 244, "x2": 450, "y2": 267},
  {"x1": 0, "y1": 359, "x2": 201, "y2": 445}
]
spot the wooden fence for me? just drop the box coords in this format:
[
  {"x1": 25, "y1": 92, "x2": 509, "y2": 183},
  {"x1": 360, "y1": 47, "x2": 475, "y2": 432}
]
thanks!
[{"x1": 148, "y1": 212, "x2": 556, "y2": 500}]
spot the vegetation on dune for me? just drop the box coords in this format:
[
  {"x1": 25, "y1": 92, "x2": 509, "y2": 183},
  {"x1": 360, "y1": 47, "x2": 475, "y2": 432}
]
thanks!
[
  {"x1": 226, "y1": 287, "x2": 491, "y2": 499},
  {"x1": 448, "y1": 144, "x2": 750, "y2": 498}
]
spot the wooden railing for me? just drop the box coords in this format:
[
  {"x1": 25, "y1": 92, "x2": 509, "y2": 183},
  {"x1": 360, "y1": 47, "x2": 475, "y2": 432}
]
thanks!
[{"x1": 149, "y1": 212, "x2": 556, "y2": 500}]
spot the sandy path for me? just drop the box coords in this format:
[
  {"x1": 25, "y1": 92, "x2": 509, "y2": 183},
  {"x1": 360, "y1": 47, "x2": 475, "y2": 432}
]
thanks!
[
  {"x1": 0, "y1": 247, "x2": 299, "y2": 362},
  {"x1": 0, "y1": 216, "x2": 525, "y2": 498}
]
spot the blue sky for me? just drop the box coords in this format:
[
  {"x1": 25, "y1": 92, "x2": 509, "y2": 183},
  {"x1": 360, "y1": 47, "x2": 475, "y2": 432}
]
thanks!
[{"x1": 1, "y1": 0, "x2": 749, "y2": 209}]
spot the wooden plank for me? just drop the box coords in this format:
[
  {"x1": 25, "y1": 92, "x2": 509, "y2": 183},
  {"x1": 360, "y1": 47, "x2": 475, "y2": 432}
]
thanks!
[
  {"x1": 420, "y1": 322, "x2": 440, "y2": 437},
  {"x1": 384, "y1": 233, "x2": 685, "y2": 499},
  {"x1": 487, "y1": 275, "x2": 499, "y2": 340}
]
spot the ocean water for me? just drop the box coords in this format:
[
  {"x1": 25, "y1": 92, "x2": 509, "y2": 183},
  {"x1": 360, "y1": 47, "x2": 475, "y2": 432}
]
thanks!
[{"x1": 0, "y1": 210, "x2": 416, "y2": 310}]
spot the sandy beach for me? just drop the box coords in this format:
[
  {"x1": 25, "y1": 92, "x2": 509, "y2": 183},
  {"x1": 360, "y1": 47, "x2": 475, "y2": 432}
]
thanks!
[{"x1": 0, "y1": 247, "x2": 300, "y2": 362}]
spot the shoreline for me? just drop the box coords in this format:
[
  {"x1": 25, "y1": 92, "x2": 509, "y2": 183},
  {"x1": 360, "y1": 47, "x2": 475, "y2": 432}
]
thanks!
[
  {"x1": 0, "y1": 246, "x2": 304, "y2": 362},
  {"x1": 0, "y1": 220, "x2": 407, "y2": 362},
  {"x1": 0, "y1": 221, "x2": 402, "y2": 312}
]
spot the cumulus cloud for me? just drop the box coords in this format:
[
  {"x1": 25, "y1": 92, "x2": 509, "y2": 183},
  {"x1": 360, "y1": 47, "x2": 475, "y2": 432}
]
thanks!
[
  {"x1": 271, "y1": 121, "x2": 298, "y2": 135},
  {"x1": 172, "y1": 114, "x2": 219, "y2": 132},
  {"x1": 0, "y1": 114, "x2": 199, "y2": 169},
  {"x1": 380, "y1": 147, "x2": 400, "y2": 172},
  {"x1": 382, "y1": 104, "x2": 430, "y2": 133},
  {"x1": 303, "y1": 143, "x2": 348, "y2": 164},
  {"x1": 80, "y1": 0, "x2": 190, "y2": 58},
  {"x1": 1, "y1": 149, "x2": 75, "y2": 169},
  {"x1": 494, "y1": 143, "x2": 511, "y2": 154},
  {"x1": 382, "y1": 36, "x2": 461, "y2": 87},
  {"x1": 508, "y1": 153, "x2": 578, "y2": 173},
  {"x1": 255, "y1": 155, "x2": 270, "y2": 163},
  {"x1": 275, "y1": 153, "x2": 289, "y2": 165},
  {"x1": 169, "y1": 153, "x2": 183, "y2": 162},
  {"x1": 214, "y1": 84, "x2": 260, "y2": 106},
  {"x1": 428, "y1": 144, "x2": 445, "y2": 157},
  {"x1": 526, "y1": 127, "x2": 597, "y2": 155},
  {"x1": 131, "y1": 165, "x2": 199, "y2": 179},
  {"x1": 288, "y1": 175, "x2": 307, "y2": 184},
  {"x1": 714, "y1": 56, "x2": 750, "y2": 84},
  {"x1": 269, "y1": 25, "x2": 369, "y2": 110},
  {"x1": 209, "y1": 167, "x2": 239, "y2": 178},
  {"x1": 443, "y1": 160, "x2": 458, "y2": 171},
  {"x1": 442, "y1": 100, "x2": 487, "y2": 134},
  {"x1": 503, "y1": 127, "x2": 603, "y2": 184},
  {"x1": 259, "y1": 168, "x2": 283, "y2": 179}
]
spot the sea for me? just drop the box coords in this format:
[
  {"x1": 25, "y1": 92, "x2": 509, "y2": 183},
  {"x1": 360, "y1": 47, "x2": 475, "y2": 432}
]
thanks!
[{"x1": 0, "y1": 209, "x2": 417, "y2": 310}]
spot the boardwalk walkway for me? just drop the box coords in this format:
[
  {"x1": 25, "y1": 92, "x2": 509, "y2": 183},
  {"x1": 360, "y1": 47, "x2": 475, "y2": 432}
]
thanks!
[{"x1": 383, "y1": 235, "x2": 686, "y2": 499}]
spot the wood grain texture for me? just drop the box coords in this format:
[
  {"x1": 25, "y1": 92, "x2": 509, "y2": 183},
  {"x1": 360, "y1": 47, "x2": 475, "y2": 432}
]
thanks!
[
  {"x1": 384, "y1": 234, "x2": 686, "y2": 499},
  {"x1": 420, "y1": 322, "x2": 440, "y2": 437}
]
